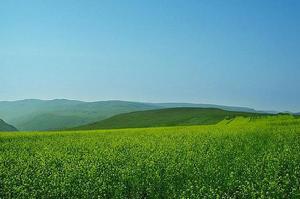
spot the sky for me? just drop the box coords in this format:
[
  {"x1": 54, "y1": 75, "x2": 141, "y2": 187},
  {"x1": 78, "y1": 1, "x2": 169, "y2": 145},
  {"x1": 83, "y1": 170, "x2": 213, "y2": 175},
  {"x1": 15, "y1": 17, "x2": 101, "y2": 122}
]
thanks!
[{"x1": 1, "y1": 0, "x2": 300, "y2": 112}]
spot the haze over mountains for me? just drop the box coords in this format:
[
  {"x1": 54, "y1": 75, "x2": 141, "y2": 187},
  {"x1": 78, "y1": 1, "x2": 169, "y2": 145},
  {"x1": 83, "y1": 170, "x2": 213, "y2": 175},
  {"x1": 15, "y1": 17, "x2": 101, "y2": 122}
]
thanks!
[
  {"x1": 0, "y1": 99, "x2": 156, "y2": 131},
  {"x1": 0, "y1": 99, "x2": 274, "y2": 131}
]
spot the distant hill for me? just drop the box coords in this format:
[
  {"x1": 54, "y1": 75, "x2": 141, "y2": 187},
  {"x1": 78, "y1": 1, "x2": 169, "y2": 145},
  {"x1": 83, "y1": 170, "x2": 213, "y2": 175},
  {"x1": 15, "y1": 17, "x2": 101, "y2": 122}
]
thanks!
[
  {"x1": 0, "y1": 99, "x2": 270, "y2": 131},
  {"x1": 0, "y1": 99, "x2": 158, "y2": 131},
  {"x1": 154, "y1": 103, "x2": 258, "y2": 113},
  {"x1": 0, "y1": 119, "x2": 18, "y2": 132},
  {"x1": 72, "y1": 107, "x2": 266, "y2": 130}
]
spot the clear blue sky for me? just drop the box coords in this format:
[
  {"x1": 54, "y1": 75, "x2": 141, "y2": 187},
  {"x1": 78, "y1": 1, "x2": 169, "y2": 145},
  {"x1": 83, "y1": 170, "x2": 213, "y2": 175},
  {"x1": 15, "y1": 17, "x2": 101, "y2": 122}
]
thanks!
[{"x1": 1, "y1": 0, "x2": 300, "y2": 112}]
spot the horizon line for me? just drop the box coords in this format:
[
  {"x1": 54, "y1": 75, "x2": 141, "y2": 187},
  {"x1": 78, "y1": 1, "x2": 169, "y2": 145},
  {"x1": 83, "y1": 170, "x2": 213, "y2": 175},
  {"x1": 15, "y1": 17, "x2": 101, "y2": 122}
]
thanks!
[{"x1": 0, "y1": 98, "x2": 293, "y2": 113}]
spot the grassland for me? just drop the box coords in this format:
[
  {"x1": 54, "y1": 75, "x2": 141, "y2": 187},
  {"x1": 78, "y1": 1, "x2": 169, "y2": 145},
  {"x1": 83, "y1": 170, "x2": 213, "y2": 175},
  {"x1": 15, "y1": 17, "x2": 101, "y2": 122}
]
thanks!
[{"x1": 1, "y1": 116, "x2": 300, "y2": 198}]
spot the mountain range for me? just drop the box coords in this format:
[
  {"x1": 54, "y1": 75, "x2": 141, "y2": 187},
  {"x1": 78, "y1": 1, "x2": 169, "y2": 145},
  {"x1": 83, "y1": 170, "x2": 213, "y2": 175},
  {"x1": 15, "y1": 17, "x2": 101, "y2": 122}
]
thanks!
[{"x1": 0, "y1": 99, "x2": 275, "y2": 131}]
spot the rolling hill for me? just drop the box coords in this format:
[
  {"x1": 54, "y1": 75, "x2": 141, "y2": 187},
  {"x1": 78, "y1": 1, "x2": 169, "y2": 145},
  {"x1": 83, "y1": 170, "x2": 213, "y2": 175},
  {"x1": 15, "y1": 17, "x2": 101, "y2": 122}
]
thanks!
[
  {"x1": 154, "y1": 103, "x2": 258, "y2": 112},
  {"x1": 0, "y1": 119, "x2": 18, "y2": 132},
  {"x1": 72, "y1": 107, "x2": 267, "y2": 130},
  {"x1": 0, "y1": 99, "x2": 159, "y2": 131},
  {"x1": 0, "y1": 99, "x2": 268, "y2": 131}
]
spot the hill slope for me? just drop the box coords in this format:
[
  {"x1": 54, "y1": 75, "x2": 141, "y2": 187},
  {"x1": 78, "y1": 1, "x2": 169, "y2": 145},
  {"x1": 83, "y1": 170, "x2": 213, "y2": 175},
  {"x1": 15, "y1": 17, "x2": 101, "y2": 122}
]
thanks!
[
  {"x1": 73, "y1": 107, "x2": 266, "y2": 130},
  {"x1": 0, "y1": 119, "x2": 18, "y2": 132},
  {"x1": 154, "y1": 103, "x2": 259, "y2": 113},
  {"x1": 0, "y1": 99, "x2": 266, "y2": 131},
  {"x1": 0, "y1": 100, "x2": 159, "y2": 131}
]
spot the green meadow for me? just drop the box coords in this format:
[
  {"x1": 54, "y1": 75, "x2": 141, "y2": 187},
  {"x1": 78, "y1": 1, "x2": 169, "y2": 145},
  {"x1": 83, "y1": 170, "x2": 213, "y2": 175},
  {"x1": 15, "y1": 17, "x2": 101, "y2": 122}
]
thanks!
[{"x1": 1, "y1": 116, "x2": 300, "y2": 198}]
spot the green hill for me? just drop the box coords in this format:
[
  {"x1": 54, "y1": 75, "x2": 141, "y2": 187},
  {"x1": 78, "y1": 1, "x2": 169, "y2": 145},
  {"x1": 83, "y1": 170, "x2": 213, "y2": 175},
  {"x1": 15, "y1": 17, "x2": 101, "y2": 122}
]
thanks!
[
  {"x1": 0, "y1": 100, "x2": 159, "y2": 131},
  {"x1": 0, "y1": 99, "x2": 267, "y2": 131},
  {"x1": 72, "y1": 107, "x2": 266, "y2": 130},
  {"x1": 154, "y1": 103, "x2": 259, "y2": 113},
  {"x1": 16, "y1": 113, "x2": 93, "y2": 131},
  {"x1": 0, "y1": 119, "x2": 18, "y2": 132}
]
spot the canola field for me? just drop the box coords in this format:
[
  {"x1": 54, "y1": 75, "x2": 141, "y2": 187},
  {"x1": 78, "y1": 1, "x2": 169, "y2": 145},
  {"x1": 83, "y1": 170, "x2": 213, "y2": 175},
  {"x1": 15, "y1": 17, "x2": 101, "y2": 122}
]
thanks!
[{"x1": 1, "y1": 116, "x2": 300, "y2": 198}]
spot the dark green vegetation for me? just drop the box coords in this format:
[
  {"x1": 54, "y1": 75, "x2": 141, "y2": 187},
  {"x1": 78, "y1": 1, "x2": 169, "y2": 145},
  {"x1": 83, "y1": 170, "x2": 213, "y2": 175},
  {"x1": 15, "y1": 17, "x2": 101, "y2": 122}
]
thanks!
[
  {"x1": 1, "y1": 116, "x2": 300, "y2": 198},
  {"x1": 73, "y1": 107, "x2": 266, "y2": 130},
  {"x1": 0, "y1": 99, "x2": 267, "y2": 131},
  {"x1": 0, "y1": 119, "x2": 17, "y2": 132}
]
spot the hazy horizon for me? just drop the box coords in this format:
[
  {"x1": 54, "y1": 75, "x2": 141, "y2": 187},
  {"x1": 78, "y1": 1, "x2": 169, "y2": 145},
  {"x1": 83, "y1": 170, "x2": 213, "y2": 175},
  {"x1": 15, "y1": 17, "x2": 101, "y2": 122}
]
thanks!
[
  {"x1": 0, "y1": 98, "x2": 295, "y2": 113},
  {"x1": 1, "y1": 1, "x2": 300, "y2": 112}
]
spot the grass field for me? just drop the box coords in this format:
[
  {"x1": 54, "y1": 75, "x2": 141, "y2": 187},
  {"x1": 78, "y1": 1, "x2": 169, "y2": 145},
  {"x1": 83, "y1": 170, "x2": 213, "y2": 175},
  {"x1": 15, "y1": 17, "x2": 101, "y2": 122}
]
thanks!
[{"x1": 1, "y1": 116, "x2": 300, "y2": 198}]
